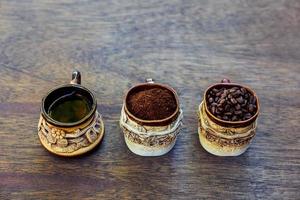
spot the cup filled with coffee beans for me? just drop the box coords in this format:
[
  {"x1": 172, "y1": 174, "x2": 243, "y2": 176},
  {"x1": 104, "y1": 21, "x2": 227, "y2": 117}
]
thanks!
[
  {"x1": 38, "y1": 70, "x2": 105, "y2": 156},
  {"x1": 198, "y1": 79, "x2": 259, "y2": 156},
  {"x1": 120, "y1": 79, "x2": 183, "y2": 156}
]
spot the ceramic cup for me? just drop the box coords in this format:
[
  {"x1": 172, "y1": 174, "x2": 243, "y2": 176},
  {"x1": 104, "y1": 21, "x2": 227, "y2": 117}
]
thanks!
[
  {"x1": 198, "y1": 79, "x2": 260, "y2": 156},
  {"x1": 120, "y1": 79, "x2": 183, "y2": 156},
  {"x1": 38, "y1": 70, "x2": 104, "y2": 156}
]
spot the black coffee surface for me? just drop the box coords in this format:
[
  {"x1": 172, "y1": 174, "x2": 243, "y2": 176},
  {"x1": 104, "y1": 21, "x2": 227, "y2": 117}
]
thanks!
[{"x1": 48, "y1": 92, "x2": 91, "y2": 123}]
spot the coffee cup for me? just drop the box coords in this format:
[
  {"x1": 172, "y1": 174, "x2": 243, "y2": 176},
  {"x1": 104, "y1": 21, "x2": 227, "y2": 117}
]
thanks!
[
  {"x1": 120, "y1": 79, "x2": 183, "y2": 156},
  {"x1": 198, "y1": 79, "x2": 260, "y2": 156},
  {"x1": 38, "y1": 70, "x2": 104, "y2": 156}
]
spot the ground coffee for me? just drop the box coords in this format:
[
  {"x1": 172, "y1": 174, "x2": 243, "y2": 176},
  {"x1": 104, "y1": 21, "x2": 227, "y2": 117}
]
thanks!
[
  {"x1": 207, "y1": 86, "x2": 257, "y2": 121},
  {"x1": 127, "y1": 88, "x2": 177, "y2": 120}
]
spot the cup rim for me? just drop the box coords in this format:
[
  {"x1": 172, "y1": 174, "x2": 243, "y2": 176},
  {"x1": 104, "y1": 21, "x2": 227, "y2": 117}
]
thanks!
[
  {"x1": 41, "y1": 84, "x2": 97, "y2": 127},
  {"x1": 204, "y1": 82, "x2": 260, "y2": 127},
  {"x1": 124, "y1": 82, "x2": 180, "y2": 126}
]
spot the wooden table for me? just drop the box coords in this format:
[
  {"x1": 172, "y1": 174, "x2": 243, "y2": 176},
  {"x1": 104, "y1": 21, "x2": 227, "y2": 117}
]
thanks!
[{"x1": 0, "y1": 1, "x2": 299, "y2": 199}]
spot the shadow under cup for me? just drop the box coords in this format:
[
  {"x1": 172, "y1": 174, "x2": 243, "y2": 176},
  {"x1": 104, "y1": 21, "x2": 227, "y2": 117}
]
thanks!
[{"x1": 41, "y1": 84, "x2": 97, "y2": 127}]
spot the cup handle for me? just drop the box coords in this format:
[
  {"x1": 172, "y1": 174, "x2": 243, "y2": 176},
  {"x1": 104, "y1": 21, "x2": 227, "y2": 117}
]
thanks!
[
  {"x1": 146, "y1": 78, "x2": 154, "y2": 83},
  {"x1": 70, "y1": 70, "x2": 81, "y2": 84},
  {"x1": 221, "y1": 78, "x2": 231, "y2": 83}
]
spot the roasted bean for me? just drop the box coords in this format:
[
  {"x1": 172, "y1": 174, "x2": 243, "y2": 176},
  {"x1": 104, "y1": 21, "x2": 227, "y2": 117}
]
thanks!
[
  {"x1": 248, "y1": 104, "x2": 254, "y2": 112},
  {"x1": 207, "y1": 86, "x2": 257, "y2": 121},
  {"x1": 236, "y1": 96, "x2": 244, "y2": 104},
  {"x1": 235, "y1": 104, "x2": 241, "y2": 110},
  {"x1": 230, "y1": 98, "x2": 238, "y2": 104},
  {"x1": 212, "y1": 88, "x2": 219, "y2": 93}
]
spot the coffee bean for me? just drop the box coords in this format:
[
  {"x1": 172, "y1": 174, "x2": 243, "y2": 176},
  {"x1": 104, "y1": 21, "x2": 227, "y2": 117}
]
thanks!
[
  {"x1": 234, "y1": 110, "x2": 242, "y2": 115},
  {"x1": 207, "y1": 86, "x2": 257, "y2": 122},
  {"x1": 250, "y1": 95, "x2": 256, "y2": 104},
  {"x1": 230, "y1": 98, "x2": 237, "y2": 104},
  {"x1": 220, "y1": 93, "x2": 227, "y2": 99},
  {"x1": 235, "y1": 104, "x2": 241, "y2": 110},
  {"x1": 249, "y1": 95, "x2": 254, "y2": 103},
  {"x1": 233, "y1": 90, "x2": 241, "y2": 97},
  {"x1": 230, "y1": 107, "x2": 235, "y2": 113},
  {"x1": 211, "y1": 102, "x2": 218, "y2": 106},
  {"x1": 219, "y1": 99, "x2": 226, "y2": 105},
  {"x1": 241, "y1": 88, "x2": 246, "y2": 94},
  {"x1": 212, "y1": 88, "x2": 219, "y2": 93},
  {"x1": 244, "y1": 113, "x2": 252, "y2": 120},
  {"x1": 229, "y1": 88, "x2": 237, "y2": 93},
  {"x1": 242, "y1": 108, "x2": 248, "y2": 113},
  {"x1": 242, "y1": 100, "x2": 248, "y2": 107},
  {"x1": 222, "y1": 116, "x2": 229, "y2": 120},
  {"x1": 245, "y1": 93, "x2": 249, "y2": 99},
  {"x1": 216, "y1": 91, "x2": 222, "y2": 97},
  {"x1": 225, "y1": 104, "x2": 230, "y2": 111},
  {"x1": 236, "y1": 96, "x2": 244, "y2": 104},
  {"x1": 211, "y1": 106, "x2": 216, "y2": 114},
  {"x1": 248, "y1": 104, "x2": 254, "y2": 113},
  {"x1": 223, "y1": 89, "x2": 229, "y2": 96},
  {"x1": 224, "y1": 112, "x2": 232, "y2": 116}
]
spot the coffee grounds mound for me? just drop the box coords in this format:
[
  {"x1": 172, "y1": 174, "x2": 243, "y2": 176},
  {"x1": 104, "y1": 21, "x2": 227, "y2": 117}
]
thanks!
[
  {"x1": 207, "y1": 86, "x2": 257, "y2": 121},
  {"x1": 127, "y1": 88, "x2": 177, "y2": 120}
]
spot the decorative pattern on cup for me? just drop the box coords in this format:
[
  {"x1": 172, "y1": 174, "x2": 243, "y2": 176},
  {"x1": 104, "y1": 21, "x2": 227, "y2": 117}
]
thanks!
[
  {"x1": 120, "y1": 106, "x2": 183, "y2": 147},
  {"x1": 38, "y1": 111, "x2": 103, "y2": 154}
]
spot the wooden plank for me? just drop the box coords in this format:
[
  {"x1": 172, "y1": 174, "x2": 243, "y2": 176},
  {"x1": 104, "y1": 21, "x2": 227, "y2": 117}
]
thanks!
[{"x1": 0, "y1": 0, "x2": 299, "y2": 199}]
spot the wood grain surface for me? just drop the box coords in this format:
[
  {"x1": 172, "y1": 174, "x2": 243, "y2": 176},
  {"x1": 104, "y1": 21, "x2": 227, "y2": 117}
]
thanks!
[{"x1": 0, "y1": 0, "x2": 299, "y2": 199}]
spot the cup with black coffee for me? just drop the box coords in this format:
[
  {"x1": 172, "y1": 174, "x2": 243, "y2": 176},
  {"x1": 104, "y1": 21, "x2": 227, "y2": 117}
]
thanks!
[
  {"x1": 120, "y1": 79, "x2": 183, "y2": 156},
  {"x1": 198, "y1": 79, "x2": 260, "y2": 156},
  {"x1": 38, "y1": 70, "x2": 104, "y2": 156}
]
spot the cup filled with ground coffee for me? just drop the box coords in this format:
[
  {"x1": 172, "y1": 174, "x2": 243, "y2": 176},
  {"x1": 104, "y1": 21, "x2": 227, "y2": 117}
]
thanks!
[
  {"x1": 38, "y1": 70, "x2": 104, "y2": 156},
  {"x1": 120, "y1": 79, "x2": 183, "y2": 156},
  {"x1": 198, "y1": 79, "x2": 260, "y2": 156}
]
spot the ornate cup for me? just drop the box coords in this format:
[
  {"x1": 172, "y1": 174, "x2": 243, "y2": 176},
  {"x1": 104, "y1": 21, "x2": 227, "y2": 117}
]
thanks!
[
  {"x1": 198, "y1": 79, "x2": 260, "y2": 156},
  {"x1": 120, "y1": 79, "x2": 183, "y2": 156},
  {"x1": 38, "y1": 70, "x2": 104, "y2": 156}
]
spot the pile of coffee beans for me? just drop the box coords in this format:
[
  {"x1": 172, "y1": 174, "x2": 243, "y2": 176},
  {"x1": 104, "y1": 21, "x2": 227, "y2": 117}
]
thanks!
[{"x1": 206, "y1": 86, "x2": 257, "y2": 121}]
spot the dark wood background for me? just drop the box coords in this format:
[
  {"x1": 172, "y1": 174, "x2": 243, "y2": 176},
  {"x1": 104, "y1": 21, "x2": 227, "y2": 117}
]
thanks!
[{"x1": 0, "y1": 0, "x2": 299, "y2": 199}]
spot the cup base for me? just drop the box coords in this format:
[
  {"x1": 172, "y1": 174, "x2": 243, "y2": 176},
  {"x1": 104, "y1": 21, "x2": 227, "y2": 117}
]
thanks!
[
  {"x1": 198, "y1": 127, "x2": 249, "y2": 156},
  {"x1": 124, "y1": 136, "x2": 176, "y2": 156},
  {"x1": 38, "y1": 111, "x2": 104, "y2": 157}
]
